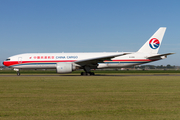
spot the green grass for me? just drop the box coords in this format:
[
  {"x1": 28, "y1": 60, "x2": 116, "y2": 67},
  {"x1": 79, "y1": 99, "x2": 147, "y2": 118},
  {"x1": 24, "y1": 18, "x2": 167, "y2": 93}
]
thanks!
[
  {"x1": 1, "y1": 69, "x2": 180, "y2": 74},
  {"x1": 1, "y1": 75, "x2": 180, "y2": 119}
]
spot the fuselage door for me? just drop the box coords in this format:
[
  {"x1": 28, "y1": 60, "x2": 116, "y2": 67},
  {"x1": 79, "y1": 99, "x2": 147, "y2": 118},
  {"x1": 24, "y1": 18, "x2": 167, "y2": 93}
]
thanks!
[{"x1": 18, "y1": 57, "x2": 22, "y2": 63}]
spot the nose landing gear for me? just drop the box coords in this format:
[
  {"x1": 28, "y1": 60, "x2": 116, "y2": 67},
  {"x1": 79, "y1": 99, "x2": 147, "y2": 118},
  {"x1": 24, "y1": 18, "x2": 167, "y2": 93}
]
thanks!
[
  {"x1": 17, "y1": 72, "x2": 20, "y2": 76},
  {"x1": 14, "y1": 69, "x2": 20, "y2": 76}
]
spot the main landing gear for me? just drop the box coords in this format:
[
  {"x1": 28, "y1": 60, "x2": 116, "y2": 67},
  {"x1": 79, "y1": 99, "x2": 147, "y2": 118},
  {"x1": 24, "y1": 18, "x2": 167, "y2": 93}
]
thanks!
[
  {"x1": 81, "y1": 66, "x2": 95, "y2": 76},
  {"x1": 81, "y1": 72, "x2": 95, "y2": 76}
]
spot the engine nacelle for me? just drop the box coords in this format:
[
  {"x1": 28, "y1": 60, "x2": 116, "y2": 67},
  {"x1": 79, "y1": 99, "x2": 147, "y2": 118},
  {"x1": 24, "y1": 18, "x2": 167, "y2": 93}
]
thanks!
[{"x1": 56, "y1": 62, "x2": 75, "y2": 74}]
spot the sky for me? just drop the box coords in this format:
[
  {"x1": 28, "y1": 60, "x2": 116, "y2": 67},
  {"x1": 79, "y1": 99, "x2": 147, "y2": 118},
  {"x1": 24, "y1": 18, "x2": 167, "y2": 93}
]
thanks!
[{"x1": 0, "y1": 0, "x2": 180, "y2": 66}]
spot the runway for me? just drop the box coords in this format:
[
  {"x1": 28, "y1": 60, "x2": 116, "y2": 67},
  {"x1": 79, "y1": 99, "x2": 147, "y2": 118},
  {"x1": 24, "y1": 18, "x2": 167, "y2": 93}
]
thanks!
[{"x1": 1, "y1": 74, "x2": 180, "y2": 77}]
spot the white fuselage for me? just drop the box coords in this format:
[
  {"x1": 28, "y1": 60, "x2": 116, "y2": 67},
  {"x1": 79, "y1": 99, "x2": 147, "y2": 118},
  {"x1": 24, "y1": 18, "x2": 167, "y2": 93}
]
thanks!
[{"x1": 3, "y1": 52, "x2": 159, "y2": 69}]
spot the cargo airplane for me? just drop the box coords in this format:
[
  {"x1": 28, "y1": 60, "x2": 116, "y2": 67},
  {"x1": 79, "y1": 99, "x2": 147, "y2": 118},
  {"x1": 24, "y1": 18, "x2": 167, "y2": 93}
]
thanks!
[{"x1": 3, "y1": 27, "x2": 174, "y2": 75}]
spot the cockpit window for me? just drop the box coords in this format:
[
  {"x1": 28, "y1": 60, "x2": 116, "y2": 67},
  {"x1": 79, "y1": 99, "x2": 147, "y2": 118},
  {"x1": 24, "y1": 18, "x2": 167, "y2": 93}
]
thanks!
[{"x1": 6, "y1": 59, "x2": 10, "y2": 61}]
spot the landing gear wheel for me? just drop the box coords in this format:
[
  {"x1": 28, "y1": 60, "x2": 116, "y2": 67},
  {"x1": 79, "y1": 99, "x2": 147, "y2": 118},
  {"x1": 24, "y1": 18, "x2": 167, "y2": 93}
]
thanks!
[
  {"x1": 80, "y1": 72, "x2": 95, "y2": 76},
  {"x1": 90, "y1": 72, "x2": 95, "y2": 75},
  {"x1": 81, "y1": 72, "x2": 86, "y2": 76},
  {"x1": 86, "y1": 72, "x2": 90, "y2": 76},
  {"x1": 17, "y1": 72, "x2": 20, "y2": 76}
]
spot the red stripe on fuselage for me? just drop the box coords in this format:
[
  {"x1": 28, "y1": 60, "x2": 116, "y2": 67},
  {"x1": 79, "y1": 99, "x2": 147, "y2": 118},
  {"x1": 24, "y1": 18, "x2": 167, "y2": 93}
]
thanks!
[
  {"x1": 3, "y1": 59, "x2": 158, "y2": 67},
  {"x1": 3, "y1": 60, "x2": 76, "y2": 67}
]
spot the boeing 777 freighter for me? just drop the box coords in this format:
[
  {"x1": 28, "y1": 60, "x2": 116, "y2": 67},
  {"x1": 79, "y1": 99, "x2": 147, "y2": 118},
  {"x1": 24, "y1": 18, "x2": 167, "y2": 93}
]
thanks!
[{"x1": 3, "y1": 27, "x2": 174, "y2": 75}]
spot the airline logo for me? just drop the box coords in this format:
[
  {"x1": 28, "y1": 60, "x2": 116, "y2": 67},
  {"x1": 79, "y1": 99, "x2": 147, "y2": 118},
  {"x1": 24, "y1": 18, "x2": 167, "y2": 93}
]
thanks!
[{"x1": 149, "y1": 38, "x2": 160, "y2": 49}]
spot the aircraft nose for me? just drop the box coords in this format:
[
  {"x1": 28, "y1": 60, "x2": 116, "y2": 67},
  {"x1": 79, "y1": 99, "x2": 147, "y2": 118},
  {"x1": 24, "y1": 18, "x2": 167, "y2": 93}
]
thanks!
[{"x1": 2, "y1": 61, "x2": 7, "y2": 66}]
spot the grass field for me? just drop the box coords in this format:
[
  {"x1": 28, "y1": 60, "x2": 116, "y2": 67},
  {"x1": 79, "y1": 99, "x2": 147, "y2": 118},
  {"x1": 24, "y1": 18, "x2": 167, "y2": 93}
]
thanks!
[
  {"x1": 1, "y1": 75, "x2": 180, "y2": 120},
  {"x1": 1, "y1": 69, "x2": 180, "y2": 74}
]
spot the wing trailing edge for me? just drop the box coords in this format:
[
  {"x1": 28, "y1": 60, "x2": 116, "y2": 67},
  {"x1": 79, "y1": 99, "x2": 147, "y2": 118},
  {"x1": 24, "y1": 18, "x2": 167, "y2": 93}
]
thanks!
[{"x1": 75, "y1": 53, "x2": 130, "y2": 66}]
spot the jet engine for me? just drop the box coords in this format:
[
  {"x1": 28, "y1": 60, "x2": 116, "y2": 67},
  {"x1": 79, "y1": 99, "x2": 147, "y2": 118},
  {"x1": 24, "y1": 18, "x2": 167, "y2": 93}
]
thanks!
[{"x1": 56, "y1": 62, "x2": 76, "y2": 74}]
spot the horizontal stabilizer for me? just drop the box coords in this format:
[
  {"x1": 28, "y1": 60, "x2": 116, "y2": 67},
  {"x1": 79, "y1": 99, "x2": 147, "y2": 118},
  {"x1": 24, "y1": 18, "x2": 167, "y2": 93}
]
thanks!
[{"x1": 147, "y1": 53, "x2": 175, "y2": 59}]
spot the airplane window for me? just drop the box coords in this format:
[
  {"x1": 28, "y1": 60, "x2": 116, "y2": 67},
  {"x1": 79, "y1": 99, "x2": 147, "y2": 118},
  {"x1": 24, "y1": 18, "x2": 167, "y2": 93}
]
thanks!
[{"x1": 6, "y1": 59, "x2": 10, "y2": 61}]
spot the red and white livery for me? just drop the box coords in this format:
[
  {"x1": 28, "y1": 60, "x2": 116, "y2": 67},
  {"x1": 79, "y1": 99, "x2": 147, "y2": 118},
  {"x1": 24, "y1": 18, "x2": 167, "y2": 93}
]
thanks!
[{"x1": 3, "y1": 27, "x2": 174, "y2": 75}]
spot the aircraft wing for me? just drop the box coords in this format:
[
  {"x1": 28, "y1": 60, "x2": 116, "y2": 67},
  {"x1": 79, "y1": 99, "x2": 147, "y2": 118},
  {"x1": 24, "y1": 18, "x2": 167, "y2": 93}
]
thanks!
[
  {"x1": 147, "y1": 53, "x2": 175, "y2": 59},
  {"x1": 75, "y1": 53, "x2": 130, "y2": 66}
]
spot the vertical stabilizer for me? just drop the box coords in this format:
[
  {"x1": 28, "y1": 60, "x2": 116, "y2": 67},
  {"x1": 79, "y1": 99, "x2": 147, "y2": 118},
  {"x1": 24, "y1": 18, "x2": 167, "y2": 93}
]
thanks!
[{"x1": 137, "y1": 27, "x2": 166, "y2": 54}]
